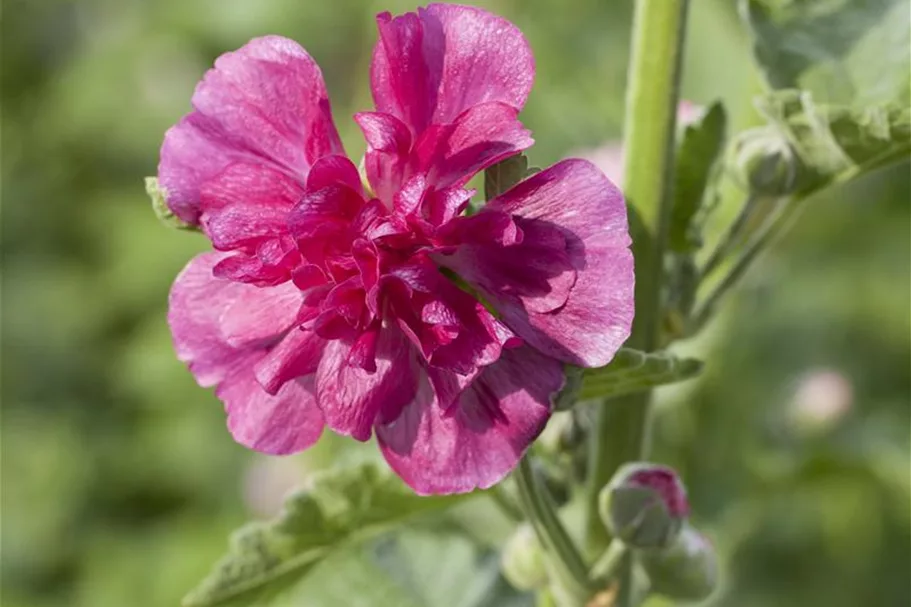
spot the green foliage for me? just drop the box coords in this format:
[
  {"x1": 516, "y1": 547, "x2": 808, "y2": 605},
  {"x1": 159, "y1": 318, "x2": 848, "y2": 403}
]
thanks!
[
  {"x1": 372, "y1": 531, "x2": 523, "y2": 607},
  {"x1": 484, "y1": 153, "x2": 530, "y2": 201},
  {"x1": 742, "y1": 0, "x2": 911, "y2": 105},
  {"x1": 670, "y1": 102, "x2": 727, "y2": 253},
  {"x1": 198, "y1": 531, "x2": 523, "y2": 607},
  {"x1": 183, "y1": 464, "x2": 470, "y2": 606},
  {"x1": 754, "y1": 90, "x2": 911, "y2": 194},
  {"x1": 579, "y1": 349, "x2": 703, "y2": 401}
]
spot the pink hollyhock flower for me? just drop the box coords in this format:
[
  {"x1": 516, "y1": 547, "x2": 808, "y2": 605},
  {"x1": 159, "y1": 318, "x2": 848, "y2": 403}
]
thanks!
[{"x1": 158, "y1": 4, "x2": 634, "y2": 494}]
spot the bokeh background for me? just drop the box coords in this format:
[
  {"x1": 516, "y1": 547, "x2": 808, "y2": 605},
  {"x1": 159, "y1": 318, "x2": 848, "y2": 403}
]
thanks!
[{"x1": 3, "y1": 1, "x2": 909, "y2": 606}]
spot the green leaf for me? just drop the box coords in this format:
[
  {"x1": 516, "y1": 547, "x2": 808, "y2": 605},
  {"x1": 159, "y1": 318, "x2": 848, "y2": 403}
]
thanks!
[
  {"x1": 373, "y1": 531, "x2": 517, "y2": 607},
  {"x1": 187, "y1": 531, "x2": 527, "y2": 607},
  {"x1": 741, "y1": 0, "x2": 911, "y2": 106},
  {"x1": 145, "y1": 177, "x2": 198, "y2": 231},
  {"x1": 182, "y1": 464, "x2": 470, "y2": 607},
  {"x1": 234, "y1": 549, "x2": 423, "y2": 607},
  {"x1": 670, "y1": 102, "x2": 728, "y2": 253},
  {"x1": 484, "y1": 154, "x2": 529, "y2": 201},
  {"x1": 579, "y1": 348, "x2": 703, "y2": 401},
  {"x1": 755, "y1": 90, "x2": 911, "y2": 193}
]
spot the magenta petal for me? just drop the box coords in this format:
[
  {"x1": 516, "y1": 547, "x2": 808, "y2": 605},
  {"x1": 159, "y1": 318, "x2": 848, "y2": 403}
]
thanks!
[
  {"x1": 200, "y1": 162, "x2": 304, "y2": 251},
  {"x1": 168, "y1": 252, "x2": 253, "y2": 386},
  {"x1": 437, "y1": 209, "x2": 522, "y2": 247},
  {"x1": 387, "y1": 262, "x2": 513, "y2": 374},
  {"x1": 371, "y1": 4, "x2": 535, "y2": 133},
  {"x1": 158, "y1": 36, "x2": 342, "y2": 223},
  {"x1": 212, "y1": 253, "x2": 295, "y2": 287},
  {"x1": 413, "y1": 102, "x2": 533, "y2": 189},
  {"x1": 488, "y1": 159, "x2": 632, "y2": 247},
  {"x1": 355, "y1": 111, "x2": 413, "y2": 205},
  {"x1": 376, "y1": 345, "x2": 562, "y2": 495},
  {"x1": 444, "y1": 159, "x2": 634, "y2": 367},
  {"x1": 218, "y1": 279, "x2": 302, "y2": 348},
  {"x1": 315, "y1": 326, "x2": 417, "y2": 441},
  {"x1": 289, "y1": 184, "x2": 365, "y2": 238},
  {"x1": 169, "y1": 254, "x2": 324, "y2": 454},
  {"x1": 439, "y1": 218, "x2": 575, "y2": 315},
  {"x1": 254, "y1": 328, "x2": 325, "y2": 395},
  {"x1": 222, "y1": 365, "x2": 324, "y2": 455},
  {"x1": 372, "y1": 12, "x2": 435, "y2": 134},
  {"x1": 169, "y1": 252, "x2": 300, "y2": 378},
  {"x1": 307, "y1": 154, "x2": 364, "y2": 194}
]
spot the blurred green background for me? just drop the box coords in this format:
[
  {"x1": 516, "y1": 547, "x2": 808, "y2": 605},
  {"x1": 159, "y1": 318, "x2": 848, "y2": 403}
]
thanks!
[{"x1": 2, "y1": 1, "x2": 908, "y2": 606}]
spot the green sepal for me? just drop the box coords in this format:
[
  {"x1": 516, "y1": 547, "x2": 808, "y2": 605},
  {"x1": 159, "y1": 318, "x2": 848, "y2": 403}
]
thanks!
[
  {"x1": 145, "y1": 177, "x2": 199, "y2": 232},
  {"x1": 579, "y1": 348, "x2": 703, "y2": 402},
  {"x1": 640, "y1": 523, "x2": 718, "y2": 601}
]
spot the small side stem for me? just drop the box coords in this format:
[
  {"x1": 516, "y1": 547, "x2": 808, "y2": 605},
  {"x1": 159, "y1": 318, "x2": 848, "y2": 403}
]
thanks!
[
  {"x1": 490, "y1": 483, "x2": 524, "y2": 522},
  {"x1": 589, "y1": 540, "x2": 629, "y2": 582},
  {"x1": 700, "y1": 194, "x2": 761, "y2": 278},
  {"x1": 690, "y1": 195, "x2": 803, "y2": 332},
  {"x1": 515, "y1": 457, "x2": 591, "y2": 604}
]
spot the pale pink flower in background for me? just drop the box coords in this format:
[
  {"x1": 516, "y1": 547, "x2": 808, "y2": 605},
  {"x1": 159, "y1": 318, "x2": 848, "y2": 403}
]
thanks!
[
  {"x1": 788, "y1": 368, "x2": 853, "y2": 434},
  {"x1": 242, "y1": 455, "x2": 307, "y2": 518},
  {"x1": 575, "y1": 101, "x2": 702, "y2": 185}
]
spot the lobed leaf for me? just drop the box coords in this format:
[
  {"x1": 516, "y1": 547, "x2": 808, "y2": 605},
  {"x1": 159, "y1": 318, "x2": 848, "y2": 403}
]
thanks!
[
  {"x1": 741, "y1": 0, "x2": 910, "y2": 106},
  {"x1": 579, "y1": 348, "x2": 703, "y2": 401},
  {"x1": 183, "y1": 464, "x2": 469, "y2": 607},
  {"x1": 239, "y1": 531, "x2": 520, "y2": 607},
  {"x1": 756, "y1": 90, "x2": 911, "y2": 193}
]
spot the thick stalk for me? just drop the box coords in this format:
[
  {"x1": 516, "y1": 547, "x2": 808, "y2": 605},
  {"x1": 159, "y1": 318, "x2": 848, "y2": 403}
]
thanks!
[
  {"x1": 585, "y1": 0, "x2": 690, "y2": 579},
  {"x1": 515, "y1": 457, "x2": 591, "y2": 605}
]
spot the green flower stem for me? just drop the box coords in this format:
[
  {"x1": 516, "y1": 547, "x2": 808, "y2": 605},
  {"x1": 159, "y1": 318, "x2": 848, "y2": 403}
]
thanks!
[
  {"x1": 586, "y1": 0, "x2": 691, "y2": 551},
  {"x1": 515, "y1": 457, "x2": 591, "y2": 605},
  {"x1": 589, "y1": 539, "x2": 629, "y2": 583},
  {"x1": 585, "y1": 392, "x2": 652, "y2": 551},
  {"x1": 700, "y1": 193, "x2": 762, "y2": 279},
  {"x1": 690, "y1": 195, "x2": 801, "y2": 332},
  {"x1": 490, "y1": 483, "x2": 524, "y2": 523}
]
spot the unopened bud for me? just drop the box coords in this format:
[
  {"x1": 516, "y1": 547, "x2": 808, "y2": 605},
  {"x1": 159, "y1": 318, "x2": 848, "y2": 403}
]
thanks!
[
  {"x1": 730, "y1": 127, "x2": 800, "y2": 196},
  {"x1": 500, "y1": 523, "x2": 548, "y2": 590},
  {"x1": 640, "y1": 523, "x2": 718, "y2": 601},
  {"x1": 599, "y1": 463, "x2": 689, "y2": 550}
]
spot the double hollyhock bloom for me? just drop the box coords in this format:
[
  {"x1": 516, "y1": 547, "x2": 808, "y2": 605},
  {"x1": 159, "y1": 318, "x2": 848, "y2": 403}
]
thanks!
[{"x1": 158, "y1": 4, "x2": 634, "y2": 494}]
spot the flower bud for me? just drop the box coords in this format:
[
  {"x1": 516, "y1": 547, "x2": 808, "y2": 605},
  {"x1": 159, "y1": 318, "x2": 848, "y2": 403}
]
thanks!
[
  {"x1": 500, "y1": 523, "x2": 549, "y2": 590},
  {"x1": 599, "y1": 463, "x2": 689, "y2": 550},
  {"x1": 640, "y1": 523, "x2": 718, "y2": 601},
  {"x1": 730, "y1": 127, "x2": 800, "y2": 196}
]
